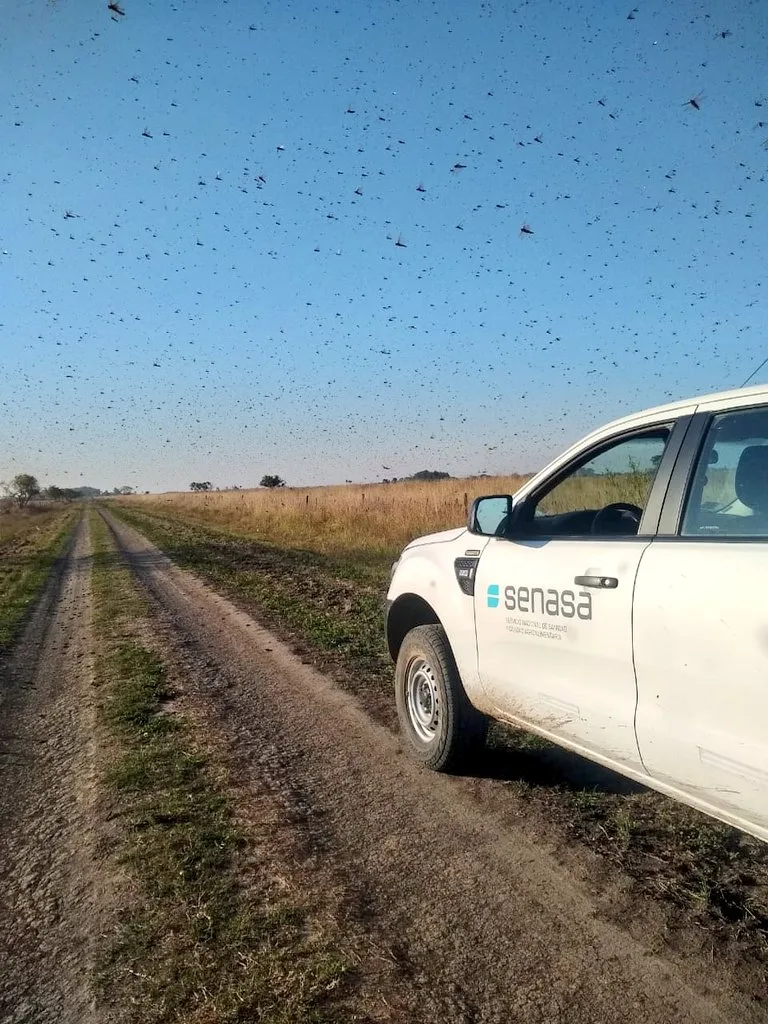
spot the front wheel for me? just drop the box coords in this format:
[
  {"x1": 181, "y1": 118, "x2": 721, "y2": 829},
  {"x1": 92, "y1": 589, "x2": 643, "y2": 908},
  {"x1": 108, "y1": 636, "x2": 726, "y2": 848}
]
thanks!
[{"x1": 395, "y1": 624, "x2": 488, "y2": 772}]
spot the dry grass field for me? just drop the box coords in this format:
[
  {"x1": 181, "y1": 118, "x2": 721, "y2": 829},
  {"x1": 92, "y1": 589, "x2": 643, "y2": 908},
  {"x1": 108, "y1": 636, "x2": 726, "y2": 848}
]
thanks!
[
  {"x1": 116, "y1": 475, "x2": 531, "y2": 558},
  {"x1": 116, "y1": 468, "x2": 663, "y2": 559}
]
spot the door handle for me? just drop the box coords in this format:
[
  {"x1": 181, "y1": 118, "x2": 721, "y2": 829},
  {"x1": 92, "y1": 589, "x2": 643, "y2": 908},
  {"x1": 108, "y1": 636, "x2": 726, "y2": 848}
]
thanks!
[{"x1": 574, "y1": 575, "x2": 618, "y2": 589}]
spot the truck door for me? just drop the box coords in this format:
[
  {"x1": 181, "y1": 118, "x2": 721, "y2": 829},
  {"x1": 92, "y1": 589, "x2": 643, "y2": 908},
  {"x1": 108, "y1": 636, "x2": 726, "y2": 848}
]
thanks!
[
  {"x1": 474, "y1": 425, "x2": 676, "y2": 769},
  {"x1": 634, "y1": 404, "x2": 768, "y2": 832}
]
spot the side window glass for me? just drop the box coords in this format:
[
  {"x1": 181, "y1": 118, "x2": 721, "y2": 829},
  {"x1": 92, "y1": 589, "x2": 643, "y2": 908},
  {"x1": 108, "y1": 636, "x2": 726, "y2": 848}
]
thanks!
[
  {"x1": 529, "y1": 430, "x2": 670, "y2": 537},
  {"x1": 682, "y1": 406, "x2": 768, "y2": 537}
]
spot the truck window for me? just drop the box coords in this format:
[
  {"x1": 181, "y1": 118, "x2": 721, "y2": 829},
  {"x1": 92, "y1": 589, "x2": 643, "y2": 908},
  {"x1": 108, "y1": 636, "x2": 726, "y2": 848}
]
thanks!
[
  {"x1": 529, "y1": 429, "x2": 670, "y2": 536},
  {"x1": 682, "y1": 405, "x2": 768, "y2": 537}
]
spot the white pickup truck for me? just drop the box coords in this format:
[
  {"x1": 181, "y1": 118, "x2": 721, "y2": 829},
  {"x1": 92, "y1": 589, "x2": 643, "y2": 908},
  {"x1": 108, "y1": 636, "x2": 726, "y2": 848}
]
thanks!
[{"x1": 386, "y1": 385, "x2": 768, "y2": 844}]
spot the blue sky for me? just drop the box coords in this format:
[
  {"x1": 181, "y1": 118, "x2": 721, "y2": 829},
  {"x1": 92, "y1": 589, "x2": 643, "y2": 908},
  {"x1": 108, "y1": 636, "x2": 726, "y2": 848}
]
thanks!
[{"x1": 1, "y1": 0, "x2": 767, "y2": 491}]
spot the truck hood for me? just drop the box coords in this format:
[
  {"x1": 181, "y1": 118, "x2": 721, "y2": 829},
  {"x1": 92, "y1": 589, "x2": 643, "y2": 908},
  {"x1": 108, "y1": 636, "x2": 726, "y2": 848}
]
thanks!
[{"x1": 404, "y1": 526, "x2": 467, "y2": 550}]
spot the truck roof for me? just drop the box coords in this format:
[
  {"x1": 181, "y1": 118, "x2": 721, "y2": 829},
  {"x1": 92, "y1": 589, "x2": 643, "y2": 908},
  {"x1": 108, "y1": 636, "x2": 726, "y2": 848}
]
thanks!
[{"x1": 600, "y1": 382, "x2": 768, "y2": 436}]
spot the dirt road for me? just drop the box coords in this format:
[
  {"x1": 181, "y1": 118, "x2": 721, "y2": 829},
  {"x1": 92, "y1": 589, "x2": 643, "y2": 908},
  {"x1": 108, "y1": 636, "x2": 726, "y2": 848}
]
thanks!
[
  {"x1": 0, "y1": 517, "x2": 100, "y2": 1024},
  {"x1": 96, "y1": 509, "x2": 766, "y2": 1023},
  {"x1": 1, "y1": 509, "x2": 765, "y2": 1023}
]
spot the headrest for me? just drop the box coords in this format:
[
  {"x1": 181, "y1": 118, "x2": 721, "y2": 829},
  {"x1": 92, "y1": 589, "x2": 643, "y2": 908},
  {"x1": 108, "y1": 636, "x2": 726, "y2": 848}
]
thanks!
[{"x1": 735, "y1": 445, "x2": 768, "y2": 513}]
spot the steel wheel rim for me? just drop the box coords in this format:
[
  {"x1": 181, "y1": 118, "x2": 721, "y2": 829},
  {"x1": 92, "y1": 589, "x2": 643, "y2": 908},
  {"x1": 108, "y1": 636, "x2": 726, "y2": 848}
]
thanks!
[{"x1": 405, "y1": 657, "x2": 440, "y2": 742}]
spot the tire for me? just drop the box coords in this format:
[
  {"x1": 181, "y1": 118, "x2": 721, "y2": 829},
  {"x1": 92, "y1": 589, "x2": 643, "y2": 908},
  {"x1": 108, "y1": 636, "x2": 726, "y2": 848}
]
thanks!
[{"x1": 395, "y1": 624, "x2": 488, "y2": 772}]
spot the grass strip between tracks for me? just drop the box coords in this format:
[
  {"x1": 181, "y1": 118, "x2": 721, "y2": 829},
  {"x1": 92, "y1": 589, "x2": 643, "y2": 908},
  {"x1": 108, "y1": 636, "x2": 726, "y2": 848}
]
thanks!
[
  {"x1": 107, "y1": 505, "x2": 768, "y2": 969},
  {"x1": 89, "y1": 511, "x2": 350, "y2": 1023},
  {"x1": 0, "y1": 507, "x2": 78, "y2": 654}
]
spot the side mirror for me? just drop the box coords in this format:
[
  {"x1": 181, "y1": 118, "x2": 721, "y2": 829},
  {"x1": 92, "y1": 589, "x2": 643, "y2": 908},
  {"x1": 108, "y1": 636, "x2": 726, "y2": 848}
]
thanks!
[{"x1": 467, "y1": 495, "x2": 514, "y2": 536}]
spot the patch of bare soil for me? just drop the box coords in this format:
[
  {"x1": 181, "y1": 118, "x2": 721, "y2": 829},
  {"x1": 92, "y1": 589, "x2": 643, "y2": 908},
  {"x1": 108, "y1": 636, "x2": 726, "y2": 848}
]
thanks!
[
  {"x1": 100, "y1": 508, "x2": 768, "y2": 1024},
  {"x1": 0, "y1": 515, "x2": 105, "y2": 1024}
]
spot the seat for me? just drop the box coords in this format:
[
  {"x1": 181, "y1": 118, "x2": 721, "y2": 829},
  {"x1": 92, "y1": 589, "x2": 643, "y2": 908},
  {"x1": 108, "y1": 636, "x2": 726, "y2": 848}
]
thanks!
[{"x1": 734, "y1": 445, "x2": 768, "y2": 533}]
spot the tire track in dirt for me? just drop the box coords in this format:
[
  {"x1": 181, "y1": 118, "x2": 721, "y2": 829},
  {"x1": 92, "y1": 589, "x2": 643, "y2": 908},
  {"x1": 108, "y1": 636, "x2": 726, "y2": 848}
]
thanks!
[
  {"x1": 0, "y1": 513, "x2": 102, "y2": 1024},
  {"x1": 102, "y1": 508, "x2": 766, "y2": 1024}
]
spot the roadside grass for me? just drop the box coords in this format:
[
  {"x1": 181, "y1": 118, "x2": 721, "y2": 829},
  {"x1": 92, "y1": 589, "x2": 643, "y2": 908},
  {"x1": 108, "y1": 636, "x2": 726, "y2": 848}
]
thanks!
[
  {"x1": 107, "y1": 505, "x2": 768, "y2": 965},
  {"x1": 0, "y1": 507, "x2": 78, "y2": 654},
  {"x1": 89, "y1": 511, "x2": 351, "y2": 1023},
  {"x1": 0, "y1": 501, "x2": 65, "y2": 545},
  {"x1": 111, "y1": 473, "x2": 532, "y2": 562}
]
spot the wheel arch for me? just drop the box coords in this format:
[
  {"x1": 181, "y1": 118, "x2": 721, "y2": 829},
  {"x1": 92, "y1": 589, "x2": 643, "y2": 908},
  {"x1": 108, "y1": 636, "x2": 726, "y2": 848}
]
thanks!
[{"x1": 386, "y1": 593, "x2": 441, "y2": 662}]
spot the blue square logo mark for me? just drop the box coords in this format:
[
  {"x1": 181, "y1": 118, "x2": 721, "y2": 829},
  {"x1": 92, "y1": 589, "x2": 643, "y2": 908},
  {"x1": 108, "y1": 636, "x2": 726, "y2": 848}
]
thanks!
[{"x1": 487, "y1": 584, "x2": 500, "y2": 608}]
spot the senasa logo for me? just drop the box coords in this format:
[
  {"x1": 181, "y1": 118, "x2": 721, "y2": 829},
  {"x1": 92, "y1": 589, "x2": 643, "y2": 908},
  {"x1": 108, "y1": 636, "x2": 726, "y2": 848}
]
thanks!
[{"x1": 487, "y1": 584, "x2": 592, "y2": 620}]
